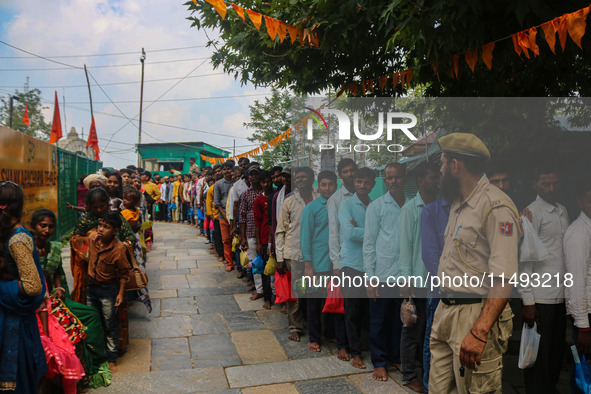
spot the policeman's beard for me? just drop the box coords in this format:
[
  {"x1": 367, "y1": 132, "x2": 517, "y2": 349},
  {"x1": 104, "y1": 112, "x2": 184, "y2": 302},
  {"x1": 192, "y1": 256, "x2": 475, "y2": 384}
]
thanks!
[{"x1": 440, "y1": 170, "x2": 461, "y2": 202}]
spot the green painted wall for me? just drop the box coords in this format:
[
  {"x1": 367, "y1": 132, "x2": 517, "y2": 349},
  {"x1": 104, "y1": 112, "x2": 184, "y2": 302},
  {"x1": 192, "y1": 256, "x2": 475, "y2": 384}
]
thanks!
[{"x1": 137, "y1": 142, "x2": 229, "y2": 176}]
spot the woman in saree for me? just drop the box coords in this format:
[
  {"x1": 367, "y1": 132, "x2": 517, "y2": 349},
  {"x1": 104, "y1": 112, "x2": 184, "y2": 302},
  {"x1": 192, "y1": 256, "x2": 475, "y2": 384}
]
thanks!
[
  {"x1": 31, "y1": 209, "x2": 111, "y2": 389},
  {"x1": 0, "y1": 181, "x2": 47, "y2": 393}
]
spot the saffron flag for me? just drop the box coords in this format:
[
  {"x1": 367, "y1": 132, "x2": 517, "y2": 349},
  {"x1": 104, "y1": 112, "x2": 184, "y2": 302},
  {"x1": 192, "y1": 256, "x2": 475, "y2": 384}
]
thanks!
[
  {"x1": 22, "y1": 104, "x2": 30, "y2": 127},
  {"x1": 49, "y1": 91, "x2": 62, "y2": 144},
  {"x1": 86, "y1": 116, "x2": 100, "y2": 160}
]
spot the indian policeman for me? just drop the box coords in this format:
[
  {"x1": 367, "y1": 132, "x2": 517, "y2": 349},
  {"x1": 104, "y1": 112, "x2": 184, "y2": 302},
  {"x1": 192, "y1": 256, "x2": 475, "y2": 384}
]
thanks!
[{"x1": 429, "y1": 133, "x2": 520, "y2": 393}]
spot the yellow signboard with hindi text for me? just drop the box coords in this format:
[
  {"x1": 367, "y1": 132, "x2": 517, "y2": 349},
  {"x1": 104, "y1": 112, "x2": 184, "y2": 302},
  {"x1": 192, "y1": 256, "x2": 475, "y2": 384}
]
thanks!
[{"x1": 0, "y1": 126, "x2": 58, "y2": 225}]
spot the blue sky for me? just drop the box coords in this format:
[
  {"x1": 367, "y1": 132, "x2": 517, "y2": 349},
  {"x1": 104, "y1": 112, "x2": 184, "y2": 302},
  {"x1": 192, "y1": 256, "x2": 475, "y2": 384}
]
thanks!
[{"x1": 0, "y1": 0, "x2": 272, "y2": 168}]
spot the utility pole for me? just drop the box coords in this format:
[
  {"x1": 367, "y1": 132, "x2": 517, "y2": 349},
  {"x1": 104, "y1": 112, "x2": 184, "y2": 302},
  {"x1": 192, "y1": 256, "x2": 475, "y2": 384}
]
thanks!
[
  {"x1": 8, "y1": 96, "x2": 19, "y2": 129},
  {"x1": 138, "y1": 48, "x2": 146, "y2": 167},
  {"x1": 233, "y1": 139, "x2": 235, "y2": 157}
]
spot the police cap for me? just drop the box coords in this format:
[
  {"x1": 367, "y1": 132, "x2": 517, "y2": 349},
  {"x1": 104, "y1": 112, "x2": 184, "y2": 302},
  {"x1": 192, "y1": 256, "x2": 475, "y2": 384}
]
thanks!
[{"x1": 439, "y1": 133, "x2": 491, "y2": 160}]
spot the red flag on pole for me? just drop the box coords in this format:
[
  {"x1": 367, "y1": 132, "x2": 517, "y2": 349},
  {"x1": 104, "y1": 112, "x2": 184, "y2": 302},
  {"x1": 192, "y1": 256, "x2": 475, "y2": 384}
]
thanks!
[
  {"x1": 22, "y1": 104, "x2": 30, "y2": 126},
  {"x1": 49, "y1": 91, "x2": 62, "y2": 143},
  {"x1": 86, "y1": 116, "x2": 100, "y2": 160}
]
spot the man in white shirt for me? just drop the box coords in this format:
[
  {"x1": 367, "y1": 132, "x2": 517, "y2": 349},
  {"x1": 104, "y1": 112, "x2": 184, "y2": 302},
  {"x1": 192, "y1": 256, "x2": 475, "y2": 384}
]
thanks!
[
  {"x1": 565, "y1": 180, "x2": 591, "y2": 358},
  {"x1": 520, "y1": 168, "x2": 569, "y2": 393}
]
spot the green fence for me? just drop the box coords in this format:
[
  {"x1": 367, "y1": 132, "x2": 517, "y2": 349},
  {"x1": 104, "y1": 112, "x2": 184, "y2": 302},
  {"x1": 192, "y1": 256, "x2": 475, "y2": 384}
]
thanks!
[{"x1": 56, "y1": 149, "x2": 102, "y2": 239}]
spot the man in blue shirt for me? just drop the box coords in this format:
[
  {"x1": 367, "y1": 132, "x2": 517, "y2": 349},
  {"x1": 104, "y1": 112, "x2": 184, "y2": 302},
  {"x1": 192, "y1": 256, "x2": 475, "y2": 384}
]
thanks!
[
  {"x1": 420, "y1": 196, "x2": 450, "y2": 393},
  {"x1": 364, "y1": 163, "x2": 407, "y2": 382},
  {"x1": 338, "y1": 167, "x2": 376, "y2": 370},
  {"x1": 398, "y1": 162, "x2": 440, "y2": 392},
  {"x1": 301, "y1": 170, "x2": 347, "y2": 360}
]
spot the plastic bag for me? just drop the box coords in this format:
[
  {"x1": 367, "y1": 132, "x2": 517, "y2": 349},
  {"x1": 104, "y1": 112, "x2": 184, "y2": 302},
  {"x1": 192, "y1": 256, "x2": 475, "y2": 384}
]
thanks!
[
  {"x1": 168, "y1": 202, "x2": 177, "y2": 210},
  {"x1": 518, "y1": 322, "x2": 541, "y2": 369},
  {"x1": 572, "y1": 346, "x2": 591, "y2": 393},
  {"x1": 275, "y1": 271, "x2": 296, "y2": 303},
  {"x1": 252, "y1": 254, "x2": 265, "y2": 275},
  {"x1": 197, "y1": 208, "x2": 205, "y2": 220},
  {"x1": 240, "y1": 250, "x2": 250, "y2": 268},
  {"x1": 322, "y1": 284, "x2": 344, "y2": 314},
  {"x1": 519, "y1": 216, "x2": 550, "y2": 263},
  {"x1": 400, "y1": 298, "x2": 417, "y2": 327},
  {"x1": 231, "y1": 235, "x2": 240, "y2": 252},
  {"x1": 155, "y1": 204, "x2": 160, "y2": 213},
  {"x1": 264, "y1": 254, "x2": 277, "y2": 276}
]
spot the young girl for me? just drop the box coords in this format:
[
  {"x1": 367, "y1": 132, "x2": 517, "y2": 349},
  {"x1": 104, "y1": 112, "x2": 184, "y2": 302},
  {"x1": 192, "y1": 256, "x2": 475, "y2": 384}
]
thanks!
[
  {"x1": 105, "y1": 171, "x2": 123, "y2": 212},
  {"x1": 121, "y1": 186, "x2": 152, "y2": 313},
  {"x1": 0, "y1": 181, "x2": 47, "y2": 392},
  {"x1": 31, "y1": 208, "x2": 112, "y2": 389}
]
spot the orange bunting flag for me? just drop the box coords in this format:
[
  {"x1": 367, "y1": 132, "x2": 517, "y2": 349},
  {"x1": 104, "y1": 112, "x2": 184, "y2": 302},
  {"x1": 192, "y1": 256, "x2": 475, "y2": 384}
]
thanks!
[
  {"x1": 49, "y1": 91, "x2": 62, "y2": 144},
  {"x1": 205, "y1": 0, "x2": 227, "y2": 19},
  {"x1": 231, "y1": 3, "x2": 245, "y2": 22},
  {"x1": 264, "y1": 16, "x2": 279, "y2": 40},
  {"x1": 22, "y1": 104, "x2": 30, "y2": 127},
  {"x1": 246, "y1": 10, "x2": 262, "y2": 30},
  {"x1": 556, "y1": 15, "x2": 568, "y2": 51},
  {"x1": 86, "y1": 116, "x2": 100, "y2": 160},
  {"x1": 566, "y1": 6, "x2": 590, "y2": 49},
  {"x1": 432, "y1": 63, "x2": 440, "y2": 83},
  {"x1": 399, "y1": 70, "x2": 407, "y2": 88},
  {"x1": 379, "y1": 75, "x2": 389, "y2": 91},
  {"x1": 277, "y1": 21, "x2": 288, "y2": 42},
  {"x1": 481, "y1": 42, "x2": 495, "y2": 70},
  {"x1": 512, "y1": 33, "x2": 523, "y2": 57},
  {"x1": 361, "y1": 81, "x2": 366, "y2": 96},
  {"x1": 513, "y1": 28, "x2": 539, "y2": 59},
  {"x1": 311, "y1": 32, "x2": 319, "y2": 47},
  {"x1": 541, "y1": 21, "x2": 557, "y2": 54},
  {"x1": 465, "y1": 48, "x2": 478, "y2": 73},
  {"x1": 287, "y1": 24, "x2": 299, "y2": 44},
  {"x1": 451, "y1": 54, "x2": 459, "y2": 79},
  {"x1": 367, "y1": 79, "x2": 374, "y2": 94},
  {"x1": 348, "y1": 84, "x2": 358, "y2": 96},
  {"x1": 392, "y1": 72, "x2": 400, "y2": 89},
  {"x1": 406, "y1": 68, "x2": 413, "y2": 87}
]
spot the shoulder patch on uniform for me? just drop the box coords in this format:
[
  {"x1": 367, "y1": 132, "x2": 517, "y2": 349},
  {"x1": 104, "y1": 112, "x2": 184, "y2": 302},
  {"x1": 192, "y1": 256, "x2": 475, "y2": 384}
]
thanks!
[
  {"x1": 499, "y1": 221, "x2": 513, "y2": 236},
  {"x1": 490, "y1": 199, "x2": 504, "y2": 208}
]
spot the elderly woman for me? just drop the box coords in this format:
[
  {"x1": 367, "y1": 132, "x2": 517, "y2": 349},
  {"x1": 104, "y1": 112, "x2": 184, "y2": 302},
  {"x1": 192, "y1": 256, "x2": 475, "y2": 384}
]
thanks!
[{"x1": 67, "y1": 174, "x2": 108, "y2": 213}]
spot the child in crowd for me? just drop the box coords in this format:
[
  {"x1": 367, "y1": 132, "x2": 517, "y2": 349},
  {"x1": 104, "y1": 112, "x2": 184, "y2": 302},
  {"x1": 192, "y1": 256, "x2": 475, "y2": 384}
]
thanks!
[
  {"x1": 105, "y1": 171, "x2": 123, "y2": 212},
  {"x1": 86, "y1": 211, "x2": 130, "y2": 374},
  {"x1": 121, "y1": 186, "x2": 152, "y2": 313}
]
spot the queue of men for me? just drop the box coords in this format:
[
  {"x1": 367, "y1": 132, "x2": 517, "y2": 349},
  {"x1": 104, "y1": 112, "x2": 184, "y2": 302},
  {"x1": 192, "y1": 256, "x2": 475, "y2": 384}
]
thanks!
[{"x1": 193, "y1": 132, "x2": 590, "y2": 394}]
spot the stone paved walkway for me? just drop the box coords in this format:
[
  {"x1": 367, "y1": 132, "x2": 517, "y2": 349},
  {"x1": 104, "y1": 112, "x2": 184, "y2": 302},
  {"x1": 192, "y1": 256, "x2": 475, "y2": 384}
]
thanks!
[
  {"x1": 62, "y1": 222, "x2": 412, "y2": 393},
  {"x1": 61, "y1": 222, "x2": 573, "y2": 393}
]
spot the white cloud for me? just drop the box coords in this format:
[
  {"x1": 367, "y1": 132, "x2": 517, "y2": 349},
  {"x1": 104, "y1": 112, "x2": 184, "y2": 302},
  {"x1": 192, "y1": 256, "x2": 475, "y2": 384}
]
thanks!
[{"x1": 0, "y1": 0, "x2": 276, "y2": 168}]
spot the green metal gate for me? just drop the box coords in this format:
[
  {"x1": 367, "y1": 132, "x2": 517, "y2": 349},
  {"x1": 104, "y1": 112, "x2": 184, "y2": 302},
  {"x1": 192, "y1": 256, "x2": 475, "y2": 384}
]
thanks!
[{"x1": 56, "y1": 148, "x2": 102, "y2": 239}]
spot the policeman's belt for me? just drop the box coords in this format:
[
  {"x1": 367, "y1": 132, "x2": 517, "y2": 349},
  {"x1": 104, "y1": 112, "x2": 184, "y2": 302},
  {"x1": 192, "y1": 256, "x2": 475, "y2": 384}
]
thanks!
[{"x1": 441, "y1": 293, "x2": 482, "y2": 306}]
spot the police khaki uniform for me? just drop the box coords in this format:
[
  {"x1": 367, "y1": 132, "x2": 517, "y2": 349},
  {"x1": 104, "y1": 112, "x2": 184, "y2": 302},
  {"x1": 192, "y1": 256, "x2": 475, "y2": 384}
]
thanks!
[{"x1": 429, "y1": 133, "x2": 520, "y2": 393}]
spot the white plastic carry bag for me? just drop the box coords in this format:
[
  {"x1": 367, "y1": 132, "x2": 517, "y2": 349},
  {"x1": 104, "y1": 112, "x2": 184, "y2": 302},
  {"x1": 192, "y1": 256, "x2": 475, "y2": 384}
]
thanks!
[
  {"x1": 519, "y1": 216, "x2": 550, "y2": 263},
  {"x1": 518, "y1": 322, "x2": 541, "y2": 369}
]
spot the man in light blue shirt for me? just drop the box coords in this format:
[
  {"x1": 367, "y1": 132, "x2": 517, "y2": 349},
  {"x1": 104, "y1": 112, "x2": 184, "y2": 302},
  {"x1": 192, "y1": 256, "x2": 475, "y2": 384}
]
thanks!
[
  {"x1": 398, "y1": 162, "x2": 440, "y2": 392},
  {"x1": 338, "y1": 167, "x2": 375, "y2": 370},
  {"x1": 301, "y1": 170, "x2": 347, "y2": 360},
  {"x1": 364, "y1": 163, "x2": 407, "y2": 382},
  {"x1": 327, "y1": 159, "x2": 357, "y2": 272}
]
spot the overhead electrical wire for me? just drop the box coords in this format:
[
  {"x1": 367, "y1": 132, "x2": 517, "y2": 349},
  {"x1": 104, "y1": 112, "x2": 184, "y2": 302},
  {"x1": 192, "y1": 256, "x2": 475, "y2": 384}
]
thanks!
[
  {"x1": 0, "y1": 73, "x2": 226, "y2": 89},
  {"x1": 0, "y1": 44, "x2": 208, "y2": 59},
  {"x1": 66, "y1": 92, "x2": 270, "y2": 104},
  {"x1": 0, "y1": 56, "x2": 212, "y2": 71}
]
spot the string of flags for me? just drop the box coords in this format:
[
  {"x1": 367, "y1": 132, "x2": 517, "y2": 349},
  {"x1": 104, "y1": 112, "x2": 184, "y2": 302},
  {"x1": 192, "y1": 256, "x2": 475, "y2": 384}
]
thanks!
[
  {"x1": 195, "y1": 0, "x2": 320, "y2": 47},
  {"x1": 341, "y1": 4, "x2": 590, "y2": 94},
  {"x1": 200, "y1": 105, "x2": 325, "y2": 165}
]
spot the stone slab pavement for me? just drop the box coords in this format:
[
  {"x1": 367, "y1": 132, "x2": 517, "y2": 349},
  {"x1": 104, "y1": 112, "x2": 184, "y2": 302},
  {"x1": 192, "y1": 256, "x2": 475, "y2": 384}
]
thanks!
[
  {"x1": 60, "y1": 222, "x2": 408, "y2": 393},
  {"x1": 60, "y1": 222, "x2": 570, "y2": 393}
]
